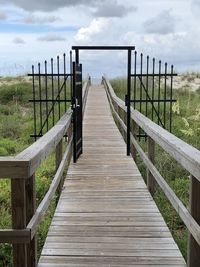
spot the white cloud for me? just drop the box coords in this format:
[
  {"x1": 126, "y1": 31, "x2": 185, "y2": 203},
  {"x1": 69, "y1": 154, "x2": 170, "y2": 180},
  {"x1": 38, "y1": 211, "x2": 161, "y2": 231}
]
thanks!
[
  {"x1": 13, "y1": 37, "x2": 25, "y2": 44},
  {"x1": 37, "y1": 32, "x2": 66, "y2": 42},
  {"x1": 143, "y1": 9, "x2": 175, "y2": 34},
  {"x1": 75, "y1": 18, "x2": 108, "y2": 42},
  {"x1": 191, "y1": 0, "x2": 200, "y2": 19},
  {"x1": 93, "y1": 2, "x2": 137, "y2": 18},
  {"x1": 0, "y1": 11, "x2": 7, "y2": 20},
  {"x1": 22, "y1": 14, "x2": 59, "y2": 24},
  {"x1": 0, "y1": 0, "x2": 104, "y2": 11}
]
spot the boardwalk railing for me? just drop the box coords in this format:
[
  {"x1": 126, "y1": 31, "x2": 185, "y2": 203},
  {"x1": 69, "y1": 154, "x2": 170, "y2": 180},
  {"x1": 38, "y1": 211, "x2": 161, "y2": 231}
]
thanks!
[
  {"x1": 0, "y1": 76, "x2": 90, "y2": 267},
  {"x1": 102, "y1": 75, "x2": 200, "y2": 267}
]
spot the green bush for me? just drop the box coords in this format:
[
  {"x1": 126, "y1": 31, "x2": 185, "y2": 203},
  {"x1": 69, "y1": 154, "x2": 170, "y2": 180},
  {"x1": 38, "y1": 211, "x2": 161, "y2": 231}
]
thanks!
[
  {"x1": 0, "y1": 83, "x2": 32, "y2": 105},
  {"x1": 0, "y1": 139, "x2": 20, "y2": 155}
]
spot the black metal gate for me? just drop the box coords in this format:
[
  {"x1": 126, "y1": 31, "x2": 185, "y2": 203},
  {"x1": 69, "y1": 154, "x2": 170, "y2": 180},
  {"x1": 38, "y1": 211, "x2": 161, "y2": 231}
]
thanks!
[
  {"x1": 126, "y1": 51, "x2": 177, "y2": 155},
  {"x1": 29, "y1": 53, "x2": 72, "y2": 140},
  {"x1": 72, "y1": 62, "x2": 83, "y2": 163},
  {"x1": 29, "y1": 52, "x2": 84, "y2": 163}
]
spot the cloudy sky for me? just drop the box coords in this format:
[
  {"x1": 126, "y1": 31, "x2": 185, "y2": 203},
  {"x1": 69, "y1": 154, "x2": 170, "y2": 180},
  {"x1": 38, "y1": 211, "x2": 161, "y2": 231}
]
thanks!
[{"x1": 0, "y1": 0, "x2": 200, "y2": 77}]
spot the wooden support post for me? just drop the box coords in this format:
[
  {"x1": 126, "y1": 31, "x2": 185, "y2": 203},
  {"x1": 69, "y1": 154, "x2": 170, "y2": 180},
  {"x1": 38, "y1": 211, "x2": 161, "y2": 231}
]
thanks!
[
  {"x1": 188, "y1": 176, "x2": 200, "y2": 267},
  {"x1": 11, "y1": 179, "x2": 27, "y2": 267},
  {"x1": 26, "y1": 175, "x2": 37, "y2": 267},
  {"x1": 131, "y1": 120, "x2": 137, "y2": 161},
  {"x1": 147, "y1": 136, "x2": 155, "y2": 195},
  {"x1": 56, "y1": 139, "x2": 63, "y2": 193}
]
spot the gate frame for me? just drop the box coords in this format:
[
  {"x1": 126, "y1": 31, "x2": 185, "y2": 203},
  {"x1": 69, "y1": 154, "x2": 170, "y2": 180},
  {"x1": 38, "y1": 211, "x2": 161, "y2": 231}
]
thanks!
[{"x1": 72, "y1": 46, "x2": 135, "y2": 156}]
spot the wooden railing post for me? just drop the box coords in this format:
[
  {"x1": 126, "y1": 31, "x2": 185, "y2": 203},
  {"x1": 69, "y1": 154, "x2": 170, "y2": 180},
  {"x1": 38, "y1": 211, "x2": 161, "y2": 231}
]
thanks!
[
  {"x1": 188, "y1": 176, "x2": 200, "y2": 267},
  {"x1": 147, "y1": 136, "x2": 155, "y2": 195},
  {"x1": 56, "y1": 139, "x2": 63, "y2": 193},
  {"x1": 11, "y1": 179, "x2": 27, "y2": 267},
  {"x1": 26, "y1": 175, "x2": 37, "y2": 267},
  {"x1": 131, "y1": 120, "x2": 137, "y2": 161}
]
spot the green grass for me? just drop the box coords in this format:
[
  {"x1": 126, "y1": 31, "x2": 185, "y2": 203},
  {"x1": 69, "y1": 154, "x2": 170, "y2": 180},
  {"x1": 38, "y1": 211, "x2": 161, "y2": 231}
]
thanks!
[{"x1": 111, "y1": 77, "x2": 200, "y2": 260}]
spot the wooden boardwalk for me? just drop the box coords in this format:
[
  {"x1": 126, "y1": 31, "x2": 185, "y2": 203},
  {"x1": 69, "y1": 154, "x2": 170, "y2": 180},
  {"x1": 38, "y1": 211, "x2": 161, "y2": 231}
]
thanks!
[{"x1": 39, "y1": 85, "x2": 186, "y2": 266}]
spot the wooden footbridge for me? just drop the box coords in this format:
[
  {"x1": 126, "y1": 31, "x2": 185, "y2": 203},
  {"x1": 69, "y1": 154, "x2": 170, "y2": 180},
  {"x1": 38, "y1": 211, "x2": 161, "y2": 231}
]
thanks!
[
  {"x1": 0, "y1": 46, "x2": 200, "y2": 267},
  {"x1": 39, "y1": 84, "x2": 186, "y2": 267}
]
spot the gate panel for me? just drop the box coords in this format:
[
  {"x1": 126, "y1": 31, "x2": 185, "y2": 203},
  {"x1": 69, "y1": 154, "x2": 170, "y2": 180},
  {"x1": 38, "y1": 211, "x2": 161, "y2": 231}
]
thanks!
[
  {"x1": 127, "y1": 51, "x2": 177, "y2": 144},
  {"x1": 72, "y1": 62, "x2": 82, "y2": 163}
]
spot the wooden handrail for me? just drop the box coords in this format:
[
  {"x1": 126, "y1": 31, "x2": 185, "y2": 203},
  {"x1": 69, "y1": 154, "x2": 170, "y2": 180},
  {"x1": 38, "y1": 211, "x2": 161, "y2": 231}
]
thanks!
[
  {"x1": 103, "y1": 75, "x2": 200, "y2": 267},
  {"x1": 102, "y1": 75, "x2": 200, "y2": 182},
  {"x1": 0, "y1": 111, "x2": 72, "y2": 179}
]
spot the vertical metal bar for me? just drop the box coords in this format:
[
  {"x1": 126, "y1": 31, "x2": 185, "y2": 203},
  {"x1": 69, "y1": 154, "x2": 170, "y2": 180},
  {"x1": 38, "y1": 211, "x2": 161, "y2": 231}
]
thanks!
[
  {"x1": 75, "y1": 49, "x2": 79, "y2": 64},
  {"x1": 146, "y1": 56, "x2": 149, "y2": 118},
  {"x1": 63, "y1": 53, "x2": 67, "y2": 112},
  {"x1": 51, "y1": 58, "x2": 55, "y2": 126},
  {"x1": 38, "y1": 62, "x2": 42, "y2": 136},
  {"x1": 72, "y1": 62, "x2": 77, "y2": 163},
  {"x1": 70, "y1": 51, "x2": 73, "y2": 106},
  {"x1": 32, "y1": 65, "x2": 37, "y2": 141},
  {"x1": 169, "y1": 65, "x2": 174, "y2": 132},
  {"x1": 44, "y1": 60, "x2": 48, "y2": 131},
  {"x1": 133, "y1": 51, "x2": 137, "y2": 109},
  {"x1": 152, "y1": 58, "x2": 155, "y2": 122},
  {"x1": 127, "y1": 49, "x2": 131, "y2": 156},
  {"x1": 80, "y1": 64, "x2": 83, "y2": 155},
  {"x1": 140, "y1": 53, "x2": 143, "y2": 114},
  {"x1": 164, "y1": 62, "x2": 167, "y2": 128},
  {"x1": 158, "y1": 60, "x2": 161, "y2": 125},
  {"x1": 139, "y1": 53, "x2": 143, "y2": 141},
  {"x1": 57, "y1": 55, "x2": 61, "y2": 119}
]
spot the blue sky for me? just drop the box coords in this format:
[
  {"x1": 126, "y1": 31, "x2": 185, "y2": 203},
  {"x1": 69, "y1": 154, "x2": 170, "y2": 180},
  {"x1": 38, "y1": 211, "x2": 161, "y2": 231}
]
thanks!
[{"x1": 0, "y1": 0, "x2": 200, "y2": 77}]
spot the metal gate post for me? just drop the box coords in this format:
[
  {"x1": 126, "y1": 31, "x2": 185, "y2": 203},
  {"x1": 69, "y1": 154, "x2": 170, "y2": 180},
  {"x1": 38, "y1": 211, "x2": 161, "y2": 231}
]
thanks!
[
  {"x1": 72, "y1": 62, "x2": 77, "y2": 163},
  {"x1": 127, "y1": 49, "x2": 132, "y2": 156}
]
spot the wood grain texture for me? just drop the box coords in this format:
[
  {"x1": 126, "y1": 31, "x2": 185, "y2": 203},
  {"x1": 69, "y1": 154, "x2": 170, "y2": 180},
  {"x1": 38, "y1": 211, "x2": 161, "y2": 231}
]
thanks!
[{"x1": 38, "y1": 85, "x2": 186, "y2": 266}]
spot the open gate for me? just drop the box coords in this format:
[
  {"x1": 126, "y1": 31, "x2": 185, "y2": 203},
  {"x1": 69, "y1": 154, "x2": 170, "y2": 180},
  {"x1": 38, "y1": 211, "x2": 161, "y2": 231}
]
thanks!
[
  {"x1": 29, "y1": 52, "x2": 83, "y2": 163},
  {"x1": 29, "y1": 46, "x2": 177, "y2": 159},
  {"x1": 72, "y1": 62, "x2": 83, "y2": 163}
]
